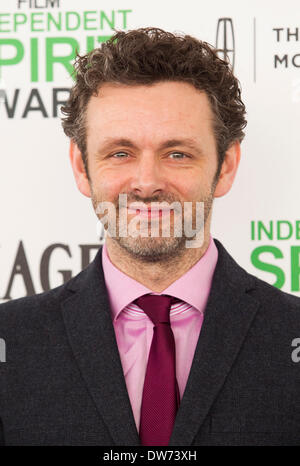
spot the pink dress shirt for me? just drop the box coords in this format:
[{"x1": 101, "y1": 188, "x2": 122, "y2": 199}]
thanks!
[{"x1": 101, "y1": 235, "x2": 218, "y2": 432}]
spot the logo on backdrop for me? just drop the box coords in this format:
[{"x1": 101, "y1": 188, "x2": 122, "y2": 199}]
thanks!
[
  {"x1": 0, "y1": 1, "x2": 132, "y2": 118},
  {"x1": 216, "y1": 17, "x2": 235, "y2": 69},
  {"x1": 250, "y1": 220, "x2": 300, "y2": 294}
]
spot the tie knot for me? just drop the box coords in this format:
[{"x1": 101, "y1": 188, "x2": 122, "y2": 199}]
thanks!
[{"x1": 134, "y1": 294, "x2": 178, "y2": 325}]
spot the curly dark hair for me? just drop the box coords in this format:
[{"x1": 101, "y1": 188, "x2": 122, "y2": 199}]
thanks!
[{"x1": 61, "y1": 27, "x2": 246, "y2": 179}]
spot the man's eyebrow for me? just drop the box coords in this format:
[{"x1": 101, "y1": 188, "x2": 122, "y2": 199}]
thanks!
[
  {"x1": 157, "y1": 138, "x2": 202, "y2": 152},
  {"x1": 97, "y1": 138, "x2": 138, "y2": 152},
  {"x1": 96, "y1": 137, "x2": 204, "y2": 153}
]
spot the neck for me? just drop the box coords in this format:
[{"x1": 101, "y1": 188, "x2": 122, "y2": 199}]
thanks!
[{"x1": 105, "y1": 231, "x2": 211, "y2": 293}]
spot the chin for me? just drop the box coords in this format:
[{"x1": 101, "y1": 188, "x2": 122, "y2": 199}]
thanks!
[{"x1": 115, "y1": 236, "x2": 186, "y2": 262}]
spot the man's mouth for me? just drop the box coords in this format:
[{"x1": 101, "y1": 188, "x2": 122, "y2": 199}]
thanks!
[{"x1": 127, "y1": 205, "x2": 173, "y2": 219}]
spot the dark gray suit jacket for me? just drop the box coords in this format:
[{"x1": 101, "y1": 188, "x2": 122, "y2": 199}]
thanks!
[{"x1": 0, "y1": 238, "x2": 300, "y2": 446}]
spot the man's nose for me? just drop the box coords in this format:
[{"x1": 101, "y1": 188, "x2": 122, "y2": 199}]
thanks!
[{"x1": 129, "y1": 154, "x2": 167, "y2": 198}]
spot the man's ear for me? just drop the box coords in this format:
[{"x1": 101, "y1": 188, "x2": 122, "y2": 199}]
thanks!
[
  {"x1": 214, "y1": 141, "x2": 241, "y2": 198},
  {"x1": 69, "y1": 140, "x2": 91, "y2": 198}
]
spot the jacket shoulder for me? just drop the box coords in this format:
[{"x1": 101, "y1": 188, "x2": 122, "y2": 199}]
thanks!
[
  {"x1": 248, "y1": 272, "x2": 300, "y2": 308},
  {"x1": 0, "y1": 248, "x2": 102, "y2": 337},
  {"x1": 214, "y1": 238, "x2": 300, "y2": 311},
  {"x1": 0, "y1": 265, "x2": 90, "y2": 332},
  {"x1": 0, "y1": 261, "x2": 93, "y2": 317},
  {"x1": 0, "y1": 282, "x2": 68, "y2": 316},
  {"x1": 242, "y1": 270, "x2": 300, "y2": 333}
]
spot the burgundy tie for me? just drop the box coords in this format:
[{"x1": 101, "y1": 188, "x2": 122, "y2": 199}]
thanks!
[{"x1": 134, "y1": 294, "x2": 180, "y2": 446}]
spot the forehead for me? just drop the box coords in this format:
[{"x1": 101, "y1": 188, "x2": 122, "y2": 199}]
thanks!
[{"x1": 86, "y1": 81, "x2": 215, "y2": 144}]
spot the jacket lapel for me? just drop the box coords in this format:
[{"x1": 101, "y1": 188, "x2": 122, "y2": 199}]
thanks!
[
  {"x1": 61, "y1": 246, "x2": 140, "y2": 446},
  {"x1": 169, "y1": 239, "x2": 260, "y2": 446}
]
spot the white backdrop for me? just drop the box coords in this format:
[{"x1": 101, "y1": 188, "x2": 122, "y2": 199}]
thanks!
[{"x1": 1, "y1": 0, "x2": 300, "y2": 302}]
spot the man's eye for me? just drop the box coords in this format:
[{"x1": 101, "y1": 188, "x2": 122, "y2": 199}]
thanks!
[
  {"x1": 169, "y1": 152, "x2": 187, "y2": 159},
  {"x1": 112, "y1": 152, "x2": 128, "y2": 158},
  {"x1": 110, "y1": 152, "x2": 187, "y2": 159}
]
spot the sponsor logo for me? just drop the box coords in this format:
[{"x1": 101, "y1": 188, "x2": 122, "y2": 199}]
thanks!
[{"x1": 216, "y1": 17, "x2": 235, "y2": 69}]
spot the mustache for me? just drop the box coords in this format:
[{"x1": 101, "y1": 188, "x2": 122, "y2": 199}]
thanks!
[{"x1": 116, "y1": 194, "x2": 180, "y2": 208}]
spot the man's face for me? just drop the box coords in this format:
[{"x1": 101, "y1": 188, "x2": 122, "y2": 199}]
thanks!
[{"x1": 84, "y1": 81, "x2": 220, "y2": 261}]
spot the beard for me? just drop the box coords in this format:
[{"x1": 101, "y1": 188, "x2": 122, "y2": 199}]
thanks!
[{"x1": 91, "y1": 185, "x2": 216, "y2": 263}]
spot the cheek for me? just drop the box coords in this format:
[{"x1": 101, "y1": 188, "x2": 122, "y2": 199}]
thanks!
[
  {"x1": 183, "y1": 182, "x2": 214, "y2": 204},
  {"x1": 90, "y1": 169, "x2": 127, "y2": 202},
  {"x1": 178, "y1": 174, "x2": 208, "y2": 199}
]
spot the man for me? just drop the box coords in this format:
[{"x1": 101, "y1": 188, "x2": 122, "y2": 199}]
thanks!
[{"x1": 0, "y1": 27, "x2": 300, "y2": 447}]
